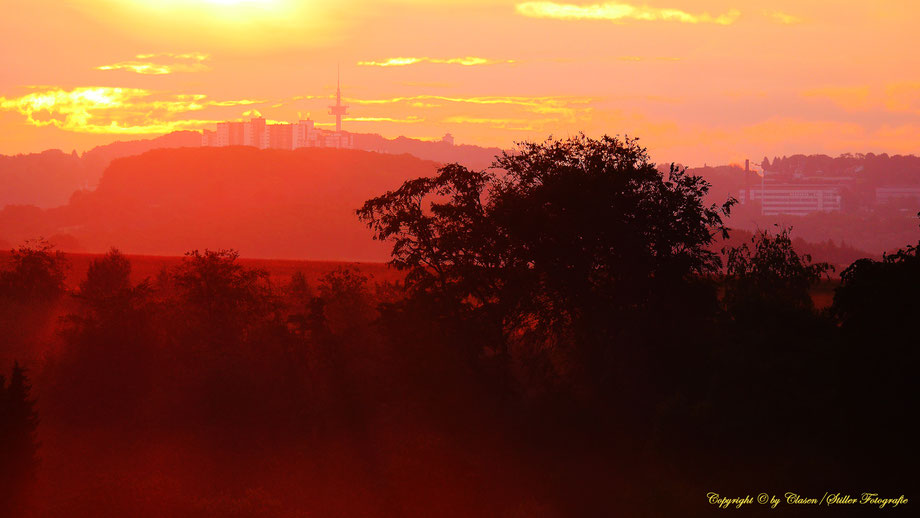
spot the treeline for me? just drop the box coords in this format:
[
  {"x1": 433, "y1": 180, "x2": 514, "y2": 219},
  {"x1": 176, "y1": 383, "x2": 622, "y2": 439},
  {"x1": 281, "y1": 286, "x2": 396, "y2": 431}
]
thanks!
[
  {"x1": 764, "y1": 152, "x2": 920, "y2": 186},
  {"x1": 1, "y1": 135, "x2": 916, "y2": 517}
]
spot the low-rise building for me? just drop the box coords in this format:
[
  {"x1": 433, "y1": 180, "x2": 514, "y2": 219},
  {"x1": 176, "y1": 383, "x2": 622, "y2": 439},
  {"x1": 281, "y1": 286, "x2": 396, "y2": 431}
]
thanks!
[
  {"x1": 876, "y1": 186, "x2": 920, "y2": 208},
  {"x1": 740, "y1": 185, "x2": 842, "y2": 215}
]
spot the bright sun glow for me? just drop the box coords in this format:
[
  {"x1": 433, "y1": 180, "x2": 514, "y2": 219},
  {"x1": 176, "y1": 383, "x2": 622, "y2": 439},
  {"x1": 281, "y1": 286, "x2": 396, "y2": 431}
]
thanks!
[
  {"x1": 136, "y1": 0, "x2": 281, "y2": 7},
  {"x1": 84, "y1": 0, "x2": 328, "y2": 49},
  {"x1": 126, "y1": 0, "x2": 290, "y2": 17}
]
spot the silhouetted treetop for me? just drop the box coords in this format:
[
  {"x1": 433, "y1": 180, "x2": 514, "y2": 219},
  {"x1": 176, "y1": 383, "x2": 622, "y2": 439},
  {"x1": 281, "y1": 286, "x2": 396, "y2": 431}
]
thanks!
[
  {"x1": 0, "y1": 239, "x2": 67, "y2": 303},
  {"x1": 172, "y1": 249, "x2": 275, "y2": 331},
  {"x1": 79, "y1": 248, "x2": 132, "y2": 302},
  {"x1": 833, "y1": 241, "x2": 920, "y2": 327},
  {"x1": 358, "y1": 135, "x2": 733, "y2": 311},
  {"x1": 723, "y1": 227, "x2": 832, "y2": 315},
  {"x1": 358, "y1": 134, "x2": 736, "y2": 374}
]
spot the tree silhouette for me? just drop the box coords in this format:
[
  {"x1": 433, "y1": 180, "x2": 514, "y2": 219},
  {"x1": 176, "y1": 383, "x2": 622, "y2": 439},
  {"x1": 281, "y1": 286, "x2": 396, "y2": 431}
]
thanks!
[
  {"x1": 705, "y1": 227, "x2": 836, "y2": 461},
  {"x1": 0, "y1": 362, "x2": 40, "y2": 514},
  {"x1": 79, "y1": 247, "x2": 132, "y2": 303},
  {"x1": 316, "y1": 266, "x2": 375, "y2": 337},
  {"x1": 359, "y1": 134, "x2": 735, "y2": 394},
  {"x1": 0, "y1": 239, "x2": 67, "y2": 303},
  {"x1": 830, "y1": 239, "x2": 919, "y2": 464},
  {"x1": 833, "y1": 241, "x2": 920, "y2": 329},
  {"x1": 172, "y1": 249, "x2": 275, "y2": 343},
  {"x1": 53, "y1": 249, "x2": 156, "y2": 426},
  {"x1": 0, "y1": 239, "x2": 69, "y2": 363},
  {"x1": 723, "y1": 226, "x2": 832, "y2": 318}
]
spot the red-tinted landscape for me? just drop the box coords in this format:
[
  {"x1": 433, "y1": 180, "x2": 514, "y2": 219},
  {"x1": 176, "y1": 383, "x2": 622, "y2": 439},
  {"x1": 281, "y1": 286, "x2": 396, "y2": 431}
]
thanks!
[{"x1": 2, "y1": 2, "x2": 918, "y2": 516}]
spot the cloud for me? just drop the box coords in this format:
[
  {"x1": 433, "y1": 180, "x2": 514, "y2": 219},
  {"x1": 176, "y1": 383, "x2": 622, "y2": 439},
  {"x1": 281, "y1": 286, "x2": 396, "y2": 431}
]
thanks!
[
  {"x1": 765, "y1": 10, "x2": 803, "y2": 25},
  {"x1": 96, "y1": 52, "x2": 210, "y2": 75},
  {"x1": 344, "y1": 116, "x2": 425, "y2": 123},
  {"x1": 135, "y1": 52, "x2": 209, "y2": 61},
  {"x1": 803, "y1": 83, "x2": 920, "y2": 114},
  {"x1": 803, "y1": 86, "x2": 872, "y2": 111},
  {"x1": 442, "y1": 116, "x2": 550, "y2": 131},
  {"x1": 884, "y1": 83, "x2": 920, "y2": 114},
  {"x1": 358, "y1": 56, "x2": 515, "y2": 67},
  {"x1": 616, "y1": 56, "x2": 681, "y2": 62},
  {"x1": 515, "y1": 2, "x2": 740, "y2": 25},
  {"x1": 0, "y1": 86, "x2": 262, "y2": 134},
  {"x1": 348, "y1": 94, "x2": 593, "y2": 119},
  {"x1": 331, "y1": 93, "x2": 595, "y2": 136}
]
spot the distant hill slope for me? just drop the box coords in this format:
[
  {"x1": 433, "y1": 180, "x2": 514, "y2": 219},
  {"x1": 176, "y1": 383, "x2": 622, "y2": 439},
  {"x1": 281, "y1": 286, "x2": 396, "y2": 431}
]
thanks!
[
  {"x1": 0, "y1": 147, "x2": 440, "y2": 261},
  {"x1": 0, "y1": 149, "x2": 86, "y2": 209},
  {"x1": 352, "y1": 133, "x2": 502, "y2": 170},
  {"x1": 0, "y1": 131, "x2": 202, "y2": 208},
  {"x1": 1, "y1": 131, "x2": 503, "y2": 209}
]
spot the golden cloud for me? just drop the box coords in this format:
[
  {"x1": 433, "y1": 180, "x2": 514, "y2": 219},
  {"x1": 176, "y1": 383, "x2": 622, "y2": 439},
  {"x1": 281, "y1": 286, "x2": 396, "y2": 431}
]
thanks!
[
  {"x1": 442, "y1": 116, "x2": 550, "y2": 131},
  {"x1": 0, "y1": 86, "x2": 262, "y2": 134},
  {"x1": 348, "y1": 94, "x2": 593, "y2": 119},
  {"x1": 96, "y1": 52, "x2": 210, "y2": 75},
  {"x1": 358, "y1": 56, "x2": 515, "y2": 67},
  {"x1": 515, "y1": 2, "x2": 740, "y2": 25},
  {"x1": 765, "y1": 10, "x2": 803, "y2": 25}
]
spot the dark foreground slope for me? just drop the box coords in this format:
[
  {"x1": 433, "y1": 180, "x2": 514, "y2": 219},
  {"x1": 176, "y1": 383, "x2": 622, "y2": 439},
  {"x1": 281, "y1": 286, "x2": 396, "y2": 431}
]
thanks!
[{"x1": 0, "y1": 147, "x2": 442, "y2": 261}]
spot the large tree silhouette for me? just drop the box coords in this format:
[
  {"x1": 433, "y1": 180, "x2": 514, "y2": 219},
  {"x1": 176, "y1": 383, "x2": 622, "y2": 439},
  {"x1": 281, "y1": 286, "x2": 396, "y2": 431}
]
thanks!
[{"x1": 358, "y1": 135, "x2": 734, "y2": 395}]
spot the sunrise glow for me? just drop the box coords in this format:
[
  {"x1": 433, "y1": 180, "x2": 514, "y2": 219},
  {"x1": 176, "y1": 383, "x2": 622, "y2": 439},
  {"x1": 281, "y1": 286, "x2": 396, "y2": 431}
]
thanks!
[
  {"x1": 1, "y1": 0, "x2": 919, "y2": 164},
  {"x1": 0, "y1": 2, "x2": 916, "y2": 516}
]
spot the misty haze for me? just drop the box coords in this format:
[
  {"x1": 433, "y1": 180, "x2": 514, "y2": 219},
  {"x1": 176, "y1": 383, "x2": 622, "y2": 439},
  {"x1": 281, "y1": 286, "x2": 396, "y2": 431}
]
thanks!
[{"x1": 1, "y1": 1, "x2": 916, "y2": 517}]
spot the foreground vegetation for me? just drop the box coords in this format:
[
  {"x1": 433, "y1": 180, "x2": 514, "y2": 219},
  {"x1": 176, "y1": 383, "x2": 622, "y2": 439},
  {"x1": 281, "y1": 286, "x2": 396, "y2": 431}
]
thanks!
[{"x1": 1, "y1": 136, "x2": 916, "y2": 517}]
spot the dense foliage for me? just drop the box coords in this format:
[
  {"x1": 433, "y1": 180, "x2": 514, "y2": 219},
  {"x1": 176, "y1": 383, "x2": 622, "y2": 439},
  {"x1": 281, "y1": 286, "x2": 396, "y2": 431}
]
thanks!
[{"x1": 0, "y1": 136, "x2": 915, "y2": 517}]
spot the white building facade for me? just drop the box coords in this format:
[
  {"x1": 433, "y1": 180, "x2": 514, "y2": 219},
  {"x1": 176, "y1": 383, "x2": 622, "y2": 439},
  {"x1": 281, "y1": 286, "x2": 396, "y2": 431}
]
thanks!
[
  {"x1": 739, "y1": 184, "x2": 842, "y2": 216},
  {"x1": 202, "y1": 117, "x2": 354, "y2": 150}
]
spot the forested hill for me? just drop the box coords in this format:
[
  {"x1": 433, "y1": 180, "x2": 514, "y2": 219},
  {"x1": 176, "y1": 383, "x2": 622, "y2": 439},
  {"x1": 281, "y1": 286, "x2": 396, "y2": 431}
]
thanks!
[
  {"x1": 762, "y1": 153, "x2": 920, "y2": 185},
  {"x1": 0, "y1": 146, "x2": 441, "y2": 261},
  {"x1": 0, "y1": 131, "x2": 502, "y2": 209}
]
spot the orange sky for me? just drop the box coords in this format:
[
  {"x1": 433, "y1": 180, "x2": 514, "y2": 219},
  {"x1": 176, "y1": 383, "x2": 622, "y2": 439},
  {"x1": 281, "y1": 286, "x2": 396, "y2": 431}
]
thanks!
[{"x1": 1, "y1": 0, "x2": 919, "y2": 165}]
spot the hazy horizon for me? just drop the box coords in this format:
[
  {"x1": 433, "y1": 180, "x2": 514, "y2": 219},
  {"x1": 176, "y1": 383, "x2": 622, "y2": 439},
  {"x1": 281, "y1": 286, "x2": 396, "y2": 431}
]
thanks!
[
  {"x1": 1, "y1": 4, "x2": 916, "y2": 516},
  {"x1": 2, "y1": 1, "x2": 919, "y2": 165}
]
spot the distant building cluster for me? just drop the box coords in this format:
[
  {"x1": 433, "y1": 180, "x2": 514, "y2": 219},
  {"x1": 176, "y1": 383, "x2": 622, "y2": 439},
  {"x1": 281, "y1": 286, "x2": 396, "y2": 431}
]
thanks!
[
  {"x1": 201, "y1": 117, "x2": 354, "y2": 150},
  {"x1": 738, "y1": 158, "x2": 920, "y2": 216},
  {"x1": 201, "y1": 71, "x2": 355, "y2": 150}
]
